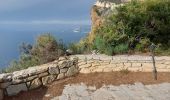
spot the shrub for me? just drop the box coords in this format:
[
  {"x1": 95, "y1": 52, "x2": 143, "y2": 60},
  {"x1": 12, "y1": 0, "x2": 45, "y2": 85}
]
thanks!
[
  {"x1": 105, "y1": 46, "x2": 114, "y2": 55},
  {"x1": 120, "y1": 68, "x2": 130, "y2": 75},
  {"x1": 31, "y1": 33, "x2": 60, "y2": 64},
  {"x1": 4, "y1": 33, "x2": 65, "y2": 73},
  {"x1": 4, "y1": 60, "x2": 21, "y2": 73},
  {"x1": 135, "y1": 38, "x2": 151, "y2": 52},
  {"x1": 93, "y1": 35, "x2": 106, "y2": 53},
  {"x1": 113, "y1": 44, "x2": 129, "y2": 54}
]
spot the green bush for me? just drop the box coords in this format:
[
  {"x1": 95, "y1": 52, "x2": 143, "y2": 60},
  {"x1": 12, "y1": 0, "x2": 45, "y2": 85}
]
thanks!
[
  {"x1": 113, "y1": 43, "x2": 129, "y2": 54},
  {"x1": 105, "y1": 46, "x2": 114, "y2": 55},
  {"x1": 31, "y1": 33, "x2": 60, "y2": 64},
  {"x1": 84, "y1": 0, "x2": 170, "y2": 55},
  {"x1": 93, "y1": 36, "x2": 106, "y2": 53},
  {"x1": 135, "y1": 38, "x2": 151, "y2": 52}
]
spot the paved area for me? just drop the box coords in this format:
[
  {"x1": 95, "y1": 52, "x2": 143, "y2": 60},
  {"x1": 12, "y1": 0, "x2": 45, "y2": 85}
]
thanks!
[{"x1": 51, "y1": 83, "x2": 170, "y2": 100}]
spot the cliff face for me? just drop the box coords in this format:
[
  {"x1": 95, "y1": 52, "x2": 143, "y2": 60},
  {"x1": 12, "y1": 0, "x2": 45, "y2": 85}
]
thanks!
[
  {"x1": 88, "y1": 6, "x2": 103, "y2": 43},
  {"x1": 88, "y1": 0, "x2": 141, "y2": 43},
  {"x1": 91, "y1": 0, "x2": 131, "y2": 29},
  {"x1": 88, "y1": 0, "x2": 124, "y2": 43},
  {"x1": 90, "y1": 6, "x2": 103, "y2": 30}
]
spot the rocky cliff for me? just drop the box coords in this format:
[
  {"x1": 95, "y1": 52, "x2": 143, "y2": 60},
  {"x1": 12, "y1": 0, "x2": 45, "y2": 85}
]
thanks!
[{"x1": 88, "y1": 0, "x2": 126, "y2": 43}]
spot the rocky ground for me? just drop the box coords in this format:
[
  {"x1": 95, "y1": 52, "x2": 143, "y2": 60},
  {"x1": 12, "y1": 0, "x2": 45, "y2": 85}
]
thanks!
[
  {"x1": 52, "y1": 82, "x2": 170, "y2": 100},
  {"x1": 4, "y1": 72, "x2": 170, "y2": 100}
]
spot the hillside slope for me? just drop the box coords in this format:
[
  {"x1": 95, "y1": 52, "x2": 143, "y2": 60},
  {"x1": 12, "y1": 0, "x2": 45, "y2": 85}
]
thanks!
[{"x1": 85, "y1": 0, "x2": 170, "y2": 55}]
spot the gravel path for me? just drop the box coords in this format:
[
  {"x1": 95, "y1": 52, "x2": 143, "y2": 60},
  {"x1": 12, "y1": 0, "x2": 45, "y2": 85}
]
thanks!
[{"x1": 51, "y1": 83, "x2": 170, "y2": 100}]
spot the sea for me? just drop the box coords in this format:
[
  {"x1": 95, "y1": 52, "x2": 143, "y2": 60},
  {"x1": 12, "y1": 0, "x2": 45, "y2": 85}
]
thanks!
[{"x1": 0, "y1": 24, "x2": 90, "y2": 69}]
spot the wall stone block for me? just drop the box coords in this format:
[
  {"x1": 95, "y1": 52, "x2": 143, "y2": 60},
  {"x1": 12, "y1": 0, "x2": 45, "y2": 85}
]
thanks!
[
  {"x1": 6, "y1": 83, "x2": 27, "y2": 96},
  {"x1": 60, "y1": 68, "x2": 68, "y2": 73},
  {"x1": 132, "y1": 63, "x2": 142, "y2": 68},
  {"x1": 0, "y1": 73, "x2": 13, "y2": 83},
  {"x1": 66, "y1": 66, "x2": 78, "y2": 77},
  {"x1": 57, "y1": 73, "x2": 65, "y2": 80},
  {"x1": 49, "y1": 66, "x2": 60, "y2": 75},
  {"x1": 42, "y1": 75, "x2": 57, "y2": 85},
  {"x1": 79, "y1": 64, "x2": 92, "y2": 69},
  {"x1": 29, "y1": 78, "x2": 42, "y2": 90}
]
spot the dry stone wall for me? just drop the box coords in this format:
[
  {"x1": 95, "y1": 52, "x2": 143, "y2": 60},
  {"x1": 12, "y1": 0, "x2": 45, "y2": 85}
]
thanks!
[
  {"x1": 0, "y1": 54, "x2": 170, "y2": 99},
  {"x1": 73, "y1": 55, "x2": 170, "y2": 73},
  {"x1": 0, "y1": 57, "x2": 78, "y2": 100}
]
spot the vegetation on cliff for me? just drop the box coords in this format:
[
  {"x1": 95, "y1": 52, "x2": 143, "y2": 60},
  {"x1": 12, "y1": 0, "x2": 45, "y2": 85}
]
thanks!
[
  {"x1": 79, "y1": 0, "x2": 170, "y2": 55},
  {"x1": 3, "y1": 34, "x2": 66, "y2": 73}
]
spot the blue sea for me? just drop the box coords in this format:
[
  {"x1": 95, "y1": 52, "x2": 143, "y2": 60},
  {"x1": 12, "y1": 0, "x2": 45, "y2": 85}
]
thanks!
[{"x1": 0, "y1": 24, "x2": 90, "y2": 69}]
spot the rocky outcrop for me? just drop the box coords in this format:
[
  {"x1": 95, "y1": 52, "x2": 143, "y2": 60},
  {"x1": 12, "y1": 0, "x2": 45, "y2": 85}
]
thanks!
[
  {"x1": 88, "y1": 0, "x2": 125, "y2": 43},
  {"x1": 0, "y1": 57, "x2": 78, "y2": 99}
]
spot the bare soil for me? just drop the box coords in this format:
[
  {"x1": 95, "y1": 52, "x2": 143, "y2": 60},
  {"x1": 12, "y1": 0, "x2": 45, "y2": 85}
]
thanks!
[{"x1": 4, "y1": 72, "x2": 170, "y2": 100}]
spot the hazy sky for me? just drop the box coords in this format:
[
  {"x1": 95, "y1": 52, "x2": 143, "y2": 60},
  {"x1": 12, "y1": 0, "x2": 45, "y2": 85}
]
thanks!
[{"x1": 0, "y1": 0, "x2": 96, "y2": 25}]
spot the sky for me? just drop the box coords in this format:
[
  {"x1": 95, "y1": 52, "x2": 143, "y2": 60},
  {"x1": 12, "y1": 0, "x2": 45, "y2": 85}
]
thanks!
[{"x1": 0, "y1": 0, "x2": 96, "y2": 26}]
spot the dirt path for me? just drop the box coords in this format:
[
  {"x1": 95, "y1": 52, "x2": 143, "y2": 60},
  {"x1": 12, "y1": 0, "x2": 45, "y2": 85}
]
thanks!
[{"x1": 4, "y1": 72, "x2": 170, "y2": 100}]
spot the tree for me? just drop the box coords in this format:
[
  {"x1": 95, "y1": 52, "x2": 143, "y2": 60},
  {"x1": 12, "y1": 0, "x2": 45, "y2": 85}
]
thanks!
[
  {"x1": 31, "y1": 33, "x2": 60, "y2": 64},
  {"x1": 4, "y1": 33, "x2": 65, "y2": 73}
]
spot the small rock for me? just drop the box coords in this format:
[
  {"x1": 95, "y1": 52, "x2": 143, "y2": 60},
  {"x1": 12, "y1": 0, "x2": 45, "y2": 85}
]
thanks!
[
  {"x1": 38, "y1": 72, "x2": 49, "y2": 78},
  {"x1": 58, "y1": 60, "x2": 68, "y2": 69},
  {"x1": 26, "y1": 82, "x2": 31, "y2": 88},
  {"x1": 29, "y1": 78, "x2": 42, "y2": 90},
  {"x1": 0, "y1": 73, "x2": 13, "y2": 82},
  {"x1": 27, "y1": 67, "x2": 37, "y2": 76},
  {"x1": 25, "y1": 75, "x2": 38, "y2": 82},
  {"x1": 12, "y1": 79, "x2": 24, "y2": 84},
  {"x1": 42, "y1": 75, "x2": 56, "y2": 85},
  {"x1": 59, "y1": 57, "x2": 66, "y2": 61},
  {"x1": 36, "y1": 66, "x2": 49, "y2": 74},
  {"x1": 60, "y1": 68, "x2": 68, "y2": 73},
  {"x1": 13, "y1": 70, "x2": 28, "y2": 80},
  {"x1": 58, "y1": 60, "x2": 74, "y2": 69},
  {"x1": 49, "y1": 66, "x2": 59, "y2": 75},
  {"x1": 6, "y1": 83, "x2": 27, "y2": 96},
  {"x1": 66, "y1": 66, "x2": 78, "y2": 77},
  {"x1": 57, "y1": 73, "x2": 65, "y2": 80},
  {"x1": 45, "y1": 94, "x2": 51, "y2": 97}
]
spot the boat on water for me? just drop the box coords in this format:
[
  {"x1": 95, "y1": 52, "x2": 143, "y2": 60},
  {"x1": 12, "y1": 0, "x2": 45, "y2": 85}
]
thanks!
[{"x1": 73, "y1": 27, "x2": 81, "y2": 33}]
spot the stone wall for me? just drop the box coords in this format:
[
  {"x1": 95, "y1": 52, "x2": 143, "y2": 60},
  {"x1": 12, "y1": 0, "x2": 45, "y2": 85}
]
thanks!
[
  {"x1": 0, "y1": 54, "x2": 170, "y2": 99},
  {"x1": 73, "y1": 55, "x2": 170, "y2": 73},
  {"x1": 0, "y1": 57, "x2": 78, "y2": 100}
]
